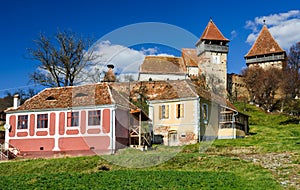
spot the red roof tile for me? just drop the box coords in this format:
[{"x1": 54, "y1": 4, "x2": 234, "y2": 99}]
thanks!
[
  {"x1": 245, "y1": 25, "x2": 285, "y2": 58},
  {"x1": 196, "y1": 19, "x2": 229, "y2": 45},
  {"x1": 140, "y1": 56, "x2": 186, "y2": 74},
  {"x1": 9, "y1": 79, "x2": 232, "y2": 113},
  {"x1": 9, "y1": 83, "x2": 132, "y2": 112}
]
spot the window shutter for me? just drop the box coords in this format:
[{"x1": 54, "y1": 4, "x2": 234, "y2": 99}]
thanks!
[
  {"x1": 180, "y1": 104, "x2": 184, "y2": 118},
  {"x1": 176, "y1": 104, "x2": 179, "y2": 118},
  {"x1": 159, "y1": 106, "x2": 162, "y2": 119},
  {"x1": 165, "y1": 105, "x2": 169, "y2": 119},
  {"x1": 67, "y1": 112, "x2": 72, "y2": 127}
]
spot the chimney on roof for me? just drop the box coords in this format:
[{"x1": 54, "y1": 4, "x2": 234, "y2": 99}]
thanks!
[
  {"x1": 103, "y1": 64, "x2": 116, "y2": 82},
  {"x1": 13, "y1": 94, "x2": 20, "y2": 109}
]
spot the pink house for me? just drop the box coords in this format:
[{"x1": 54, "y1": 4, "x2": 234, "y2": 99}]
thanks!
[{"x1": 5, "y1": 83, "x2": 133, "y2": 157}]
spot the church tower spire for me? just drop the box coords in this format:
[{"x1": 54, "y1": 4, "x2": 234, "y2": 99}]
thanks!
[
  {"x1": 244, "y1": 24, "x2": 286, "y2": 68},
  {"x1": 195, "y1": 19, "x2": 229, "y2": 56}
]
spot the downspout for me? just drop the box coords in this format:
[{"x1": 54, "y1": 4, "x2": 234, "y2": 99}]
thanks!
[
  {"x1": 4, "y1": 122, "x2": 10, "y2": 150},
  {"x1": 111, "y1": 107, "x2": 116, "y2": 154},
  {"x1": 197, "y1": 97, "x2": 201, "y2": 142}
]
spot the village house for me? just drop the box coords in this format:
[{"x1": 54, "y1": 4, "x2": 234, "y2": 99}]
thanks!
[
  {"x1": 112, "y1": 80, "x2": 249, "y2": 146},
  {"x1": 3, "y1": 83, "x2": 149, "y2": 157}
]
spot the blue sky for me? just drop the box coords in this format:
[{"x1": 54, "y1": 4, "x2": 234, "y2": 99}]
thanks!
[{"x1": 0, "y1": 0, "x2": 300, "y2": 97}]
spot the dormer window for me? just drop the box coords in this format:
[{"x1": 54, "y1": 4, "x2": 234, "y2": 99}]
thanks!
[
  {"x1": 74, "y1": 93, "x2": 88, "y2": 98},
  {"x1": 46, "y1": 96, "x2": 56, "y2": 101}
]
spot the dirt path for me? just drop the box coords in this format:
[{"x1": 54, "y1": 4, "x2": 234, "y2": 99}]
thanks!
[{"x1": 206, "y1": 147, "x2": 299, "y2": 189}]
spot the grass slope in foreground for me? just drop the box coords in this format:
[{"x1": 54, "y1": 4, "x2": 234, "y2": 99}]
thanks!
[
  {"x1": 1, "y1": 103, "x2": 298, "y2": 189},
  {"x1": 0, "y1": 154, "x2": 280, "y2": 190}
]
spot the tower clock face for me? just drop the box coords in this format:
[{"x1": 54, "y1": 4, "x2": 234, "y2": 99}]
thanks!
[{"x1": 212, "y1": 55, "x2": 220, "y2": 64}]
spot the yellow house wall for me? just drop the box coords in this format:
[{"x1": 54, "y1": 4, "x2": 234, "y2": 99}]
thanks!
[
  {"x1": 150, "y1": 99, "x2": 198, "y2": 145},
  {"x1": 218, "y1": 128, "x2": 246, "y2": 139},
  {"x1": 199, "y1": 99, "x2": 220, "y2": 140}
]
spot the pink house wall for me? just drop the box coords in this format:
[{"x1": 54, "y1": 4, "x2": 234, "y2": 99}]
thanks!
[{"x1": 7, "y1": 108, "x2": 126, "y2": 154}]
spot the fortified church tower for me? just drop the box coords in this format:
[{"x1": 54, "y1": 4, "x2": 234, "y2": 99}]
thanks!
[
  {"x1": 244, "y1": 23, "x2": 286, "y2": 69},
  {"x1": 195, "y1": 19, "x2": 230, "y2": 95}
]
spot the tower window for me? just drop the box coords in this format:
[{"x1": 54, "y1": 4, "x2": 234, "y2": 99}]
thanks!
[{"x1": 212, "y1": 55, "x2": 220, "y2": 64}]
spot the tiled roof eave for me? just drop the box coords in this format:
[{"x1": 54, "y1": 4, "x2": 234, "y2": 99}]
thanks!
[
  {"x1": 195, "y1": 38, "x2": 229, "y2": 46},
  {"x1": 6, "y1": 104, "x2": 117, "y2": 114},
  {"x1": 148, "y1": 96, "x2": 198, "y2": 104},
  {"x1": 245, "y1": 51, "x2": 286, "y2": 58}
]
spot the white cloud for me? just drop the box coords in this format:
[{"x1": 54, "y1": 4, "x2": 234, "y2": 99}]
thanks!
[
  {"x1": 245, "y1": 10, "x2": 300, "y2": 49},
  {"x1": 230, "y1": 30, "x2": 238, "y2": 40},
  {"x1": 140, "y1": 47, "x2": 158, "y2": 55}
]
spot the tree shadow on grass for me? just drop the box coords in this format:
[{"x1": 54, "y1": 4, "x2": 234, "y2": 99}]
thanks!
[{"x1": 279, "y1": 118, "x2": 300, "y2": 125}]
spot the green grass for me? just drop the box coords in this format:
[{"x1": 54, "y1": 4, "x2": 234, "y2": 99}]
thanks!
[
  {"x1": 1, "y1": 102, "x2": 300, "y2": 189},
  {"x1": 0, "y1": 154, "x2": 280, "y2": 190},
  {"x1": 210, "y1": 103, "x2": 300, "y2": 154}
]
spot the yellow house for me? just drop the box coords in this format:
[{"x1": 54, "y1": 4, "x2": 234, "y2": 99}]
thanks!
[
  {"x1": 112, "y1": 80, "x2": 249, "y2": 146},
  {"x1": 145, "y1": 80, "x2": 224, "y2": 146}
]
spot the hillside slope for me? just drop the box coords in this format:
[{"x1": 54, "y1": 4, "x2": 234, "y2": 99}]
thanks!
[{"x1": 0, "y1": 103, "x2": 299, "y2": 189}]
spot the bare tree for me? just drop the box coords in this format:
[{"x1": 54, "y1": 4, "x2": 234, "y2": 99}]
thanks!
[
  {"x1": 242, "y1": 66, "x2": 282, "y2": 111},
  {"x1": 288, "y1": 42, "x2": 300, "y2": 72},
  {"x1": 241, "y1": 66, "x2": 264, "y2": 103},
  {"x1": 28, "y1": 30, "x2": 96, "y2": 87},
  {"x1": 280, "y1": 42, "x2": 300, "y2": 114}
]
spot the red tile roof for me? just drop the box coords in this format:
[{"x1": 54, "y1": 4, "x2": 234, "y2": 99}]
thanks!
[
  {"x1": 112, "y1": 80, "x2": 197, "y2": 101},
  {"x1": 245, "y1": 25, "x2": 285, "y2": 58},
  {"x1": 140, "y1": 56, "x2": 186, "y2": 74},
  {"x1": 9, "y1": 83, "x2": 131, "y2": 112},
  {"x1": 111, "y1": 80, "x2": 228, "y2": 106},
  {"x1": 196, "y1": 19, "x2": 229, "y2": 45},
  {"x1": 8, "y1": 80, "x2": 233, "y2": 113}
]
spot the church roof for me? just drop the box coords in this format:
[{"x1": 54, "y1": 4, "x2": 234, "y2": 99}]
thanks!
[
  {"x1": 196, "y1": 19, "x2": 229, "y2": 45},
  {"x1": 139, "y1": 56, "x2": 186, "y2": 74},
  {"x1": 245, "y1": 25, "x2": 285, "y2": 58}
]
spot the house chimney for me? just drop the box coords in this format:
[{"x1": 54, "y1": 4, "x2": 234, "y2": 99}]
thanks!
[
  {"x1": 13, "y1": 94, "x2": 20, "y2": 109},
  {"x1": 103, "y1": 64, "x2": 116, "y2": 82}
]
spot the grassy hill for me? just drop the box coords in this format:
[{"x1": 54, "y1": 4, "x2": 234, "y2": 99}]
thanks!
[{"x1": 0, "y1": 103, "x2": 299, "y2": 189}]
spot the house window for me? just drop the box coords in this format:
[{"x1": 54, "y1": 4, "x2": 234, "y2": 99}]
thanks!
[
  {"x1": 88, "y1": 110, "x2": 101, "y2": 126},
  {"x1": 176, "y1": 104, "x2": 184, "y2": 118},
  {"x1": 159, "y1": 105, "x2": 169, "y2": 119},
  {"x1": 17, "y1": 115, "x2": 28, "y2": 129},
  {"x1": 67, "y1": 111, "x2": 79, "y2": 127},
  {"x1": 37, "y1": 114, "x2": 48, "y2": 128},
  {"x1": 202, "y1": 104, "x2": 209, "y2": 121}
]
